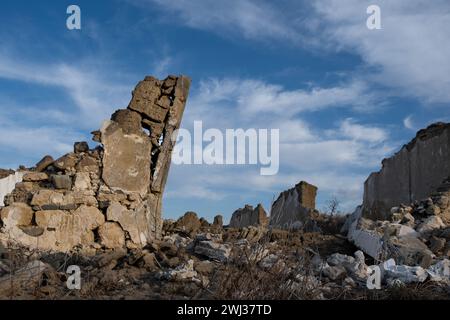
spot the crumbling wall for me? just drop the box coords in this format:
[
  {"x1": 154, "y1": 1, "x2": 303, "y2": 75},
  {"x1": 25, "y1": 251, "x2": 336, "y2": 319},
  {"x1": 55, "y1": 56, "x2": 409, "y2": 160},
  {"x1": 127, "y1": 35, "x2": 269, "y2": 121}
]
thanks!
[
  {"x1": 363, "y1": 123, "x2": 450, "y2": 220},
  {"x1": 228, "y1": 204, "x2": 268, "y2": 228},
  {"x1": 269, "y1": 181, "x2": 317, "y2": 229},
  {"x1": 0, "y1": 75, "x2": 190, "y2": 252}
]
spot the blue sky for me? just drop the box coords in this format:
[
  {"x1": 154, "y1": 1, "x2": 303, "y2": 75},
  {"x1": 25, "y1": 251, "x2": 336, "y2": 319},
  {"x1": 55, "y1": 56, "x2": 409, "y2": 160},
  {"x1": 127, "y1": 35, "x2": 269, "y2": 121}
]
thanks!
[{"x1": 0, "y1": 0, "x2": 449, "y2": 222}]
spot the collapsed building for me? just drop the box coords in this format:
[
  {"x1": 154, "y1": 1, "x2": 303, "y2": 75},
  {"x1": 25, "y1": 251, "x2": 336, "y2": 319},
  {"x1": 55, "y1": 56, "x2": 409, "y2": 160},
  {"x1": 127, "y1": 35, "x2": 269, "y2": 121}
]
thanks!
[{"x1": 0, "y1": 75, "x2": 191, "y2": 252}]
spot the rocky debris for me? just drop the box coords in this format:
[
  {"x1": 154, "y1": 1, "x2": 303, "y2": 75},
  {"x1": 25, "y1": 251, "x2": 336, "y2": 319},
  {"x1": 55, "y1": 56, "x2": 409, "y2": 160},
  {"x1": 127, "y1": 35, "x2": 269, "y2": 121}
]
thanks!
[
  {"x1": 157, "y1": 259, "x2": 198, "y2": 282},
  {"x1": 0, "y1": 75, "x2": 191, "y2": 252},
  {"x1": 383, "y1": 263, "x2": 428, "y2": 284},
  {"x1": 270, "y1": 181, "x2": 318, "y2": 230},
  {"x1": 363, "y1": 122, "x2": 450, "y2": 220},
  {"x1": 35, "y1": 155, "x2": 54, "y2": 172},
  {"x1": 172, "y1": 211, "x2": 201, "y2": 236},
  {"x1": 194, "y1": 240, "x2": 231, "y2": 262},
  {"x1": 229, "y1": 204, "x2": 268, "y2": 228}
]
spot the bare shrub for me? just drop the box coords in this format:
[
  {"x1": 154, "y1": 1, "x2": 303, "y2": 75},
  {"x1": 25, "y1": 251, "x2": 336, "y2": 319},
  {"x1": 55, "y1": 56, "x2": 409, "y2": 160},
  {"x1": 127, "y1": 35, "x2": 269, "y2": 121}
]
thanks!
[{"x1": 207, "y1": 233, "x2": 323, "y2": 300}]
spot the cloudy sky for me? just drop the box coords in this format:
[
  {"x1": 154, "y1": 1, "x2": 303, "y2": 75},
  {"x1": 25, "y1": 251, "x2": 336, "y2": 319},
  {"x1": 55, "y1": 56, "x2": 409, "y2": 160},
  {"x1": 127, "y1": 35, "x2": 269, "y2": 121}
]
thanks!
[{"x1": 0, "y1": 0, "x2": 449, "y2": 222}]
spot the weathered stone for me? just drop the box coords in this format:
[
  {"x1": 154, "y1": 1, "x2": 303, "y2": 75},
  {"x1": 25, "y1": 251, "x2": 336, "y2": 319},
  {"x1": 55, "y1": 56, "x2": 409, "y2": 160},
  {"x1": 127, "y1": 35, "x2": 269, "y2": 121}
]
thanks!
[
  {"x1": 98, "y1": 222, "x2": 125, "y2": 249},
  {"x1": 53, "y1": 153, "x2": 78, "y2": 171},
  {"x1": 74, "y1": 141, "x2": 89, "y2": 153},
  {"x1": 270, "y1": 181, "x2": 318, "y2": 229},
  {"x1": 73, "y1": 172, "x2": 91, "y2": 191},
  {"x1": 194, "y1": 260, "x2": 214, "y2": 275},
  {"x1": 417, "y1": 216, "x2": 445, "y2": 234},
  {"x1": 0, "y1": 203, "x2": 33, "y2": 231},
  {"x1": 128, "y1": 76, "x2": 162, "y2": 118},
  {"x1": 31, "y1": 190, "x2": 97, "y2": 211},
  {"x1": 35, "y1": 155, "x2": 54, "y2": 172},
  {"x1": 111, "y1": 109, "x2": 143, "y2": 134},
  {"x1": 76, "y1": 154, "x2": 99, "y2": 174},
  {"x1": 387, "y1": 236, "x2": 433, "y2": 268},
  {"x1": 174, "y1": 211, "x2": 201, "y2": 236},
  {"x1": 22, "y1": 172, "x2": 48, "y2": 182},
  {"x1": 229, "y1": 204, "x2": 268, "y2": 228},
  {"x1": 51, "y1": 175, "x2": 72, "y2": 190},
  {"x1": 106, "y1": 201, "x2": 147, "y2": 245},
  {"x1": 162, "y1": 75, "x2": 177, "y2": 89},
  {"x1": 101, "y1": 120, "x2": 151, "y2": 197}
]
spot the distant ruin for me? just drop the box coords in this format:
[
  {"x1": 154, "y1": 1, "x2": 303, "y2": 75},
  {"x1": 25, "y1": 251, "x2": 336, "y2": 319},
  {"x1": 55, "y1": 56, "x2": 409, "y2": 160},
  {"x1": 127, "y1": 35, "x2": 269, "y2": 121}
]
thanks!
[
  {"x1": 0, "y1": 75, "x2": 191, "y2": 251},
  {"x1": 229, "y1": 204, "x2": 268, "y2": 228},
  {"x1": 269, "y1": 181, "x2": 318, "y2": 229},
  {"x1": 363, "y1": 122, "x2": 450, "y2": 220}
]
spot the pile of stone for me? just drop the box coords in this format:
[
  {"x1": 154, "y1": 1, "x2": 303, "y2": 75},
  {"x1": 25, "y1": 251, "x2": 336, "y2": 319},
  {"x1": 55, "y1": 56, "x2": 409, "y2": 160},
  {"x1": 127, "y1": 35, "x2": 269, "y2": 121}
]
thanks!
[{"x1": 0, "y1": 75, "x2": 191, "y2": 252}]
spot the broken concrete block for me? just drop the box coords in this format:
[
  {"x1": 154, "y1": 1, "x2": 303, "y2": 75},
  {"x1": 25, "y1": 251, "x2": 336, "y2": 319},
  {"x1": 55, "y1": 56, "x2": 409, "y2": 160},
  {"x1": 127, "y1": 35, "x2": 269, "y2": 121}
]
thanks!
[{"x1": 98, "y1": 222, "x2": 125, "y2": 249}]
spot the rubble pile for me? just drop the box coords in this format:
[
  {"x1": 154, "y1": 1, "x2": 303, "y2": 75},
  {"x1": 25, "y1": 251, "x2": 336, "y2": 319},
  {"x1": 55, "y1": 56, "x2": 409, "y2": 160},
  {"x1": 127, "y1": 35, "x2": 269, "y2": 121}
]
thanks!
[{"x1": 0, "y1": 75, "x2": 448, "y2": 299}]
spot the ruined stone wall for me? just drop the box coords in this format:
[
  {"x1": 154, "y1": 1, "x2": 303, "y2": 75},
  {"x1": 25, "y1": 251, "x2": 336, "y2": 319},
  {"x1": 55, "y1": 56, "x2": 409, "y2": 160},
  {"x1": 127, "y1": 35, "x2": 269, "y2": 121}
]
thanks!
[
  {"x1": 228, "y1": 204, "x2": 268, "y2": 228},
  {"x1": 269, "y1": 181, "x2": 317, "y2": 229},
  {"x1": 363, "y1": 123, "x2": 450, "y2": 220},
  {"x1": 0, "y1": 75, "x2": 190, "y2": 252}
]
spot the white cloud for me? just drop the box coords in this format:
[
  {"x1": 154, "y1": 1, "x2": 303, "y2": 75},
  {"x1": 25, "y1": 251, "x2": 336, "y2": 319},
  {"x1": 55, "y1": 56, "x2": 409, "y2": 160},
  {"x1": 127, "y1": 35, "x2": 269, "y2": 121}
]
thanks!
[
  {"x1": 130, "y1": 0, "x2": 298, "y2": 43},
  {"x1": 338, "y1": 118, "x2": 388, "y2": 143},
  {"x1": 0, "y1": 53, "x2": 131, "y2": 128},
  {"x1": 135, "y1": 0, "x2": 450, "y2": 105},
  {"x1": 312, "y1": 0, "x2": 450, "y2": 104},
  {"x1": 166, "y1": 76, "x2": 394, "y2": 211}
]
